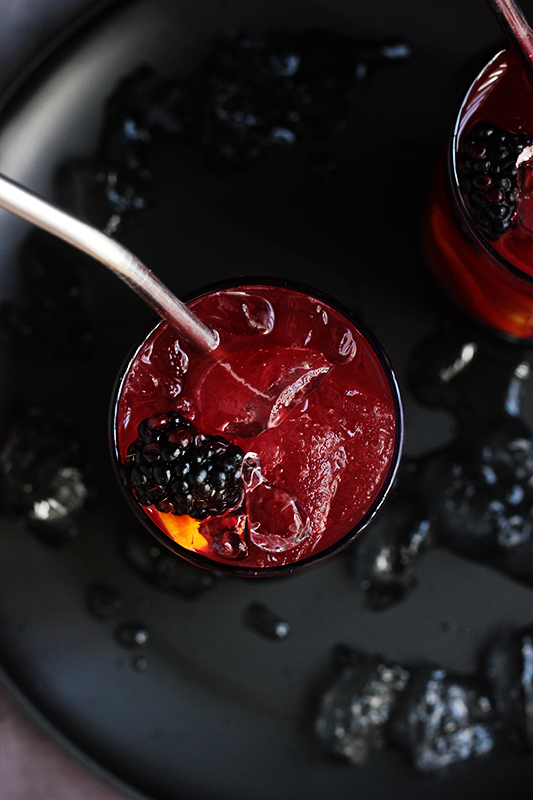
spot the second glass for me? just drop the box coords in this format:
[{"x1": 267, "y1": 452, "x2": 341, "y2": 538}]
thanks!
[{"x1": 425, "y1": 46, "x2": 533, "y2": 341}]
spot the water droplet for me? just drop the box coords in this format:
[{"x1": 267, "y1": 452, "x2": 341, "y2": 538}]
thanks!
[
  {"x1": 243, "y1": 602, "x2": 290, "y2": 640},
  {"x1": 115, "y1": 621, "x2": 149, "y2": 648},
  {"x1": 132, "y1": 655, "x2": 148, "y2": 672}
]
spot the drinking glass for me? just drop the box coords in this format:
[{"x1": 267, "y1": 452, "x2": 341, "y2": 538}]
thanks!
[
  {"x1": 109, "y1": 277, "x2": 404, "y2": 577},
  {"x1": 425, "y1": 46, "x2": 533, "y2": 341}
]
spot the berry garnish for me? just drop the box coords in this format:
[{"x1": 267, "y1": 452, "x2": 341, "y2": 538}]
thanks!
[
  {"x1": 120, "y1": 411, "x2": 244, "y2": 520},
  {"x1": 459, "y1": 122, "x2": 532, "y2": 240}
]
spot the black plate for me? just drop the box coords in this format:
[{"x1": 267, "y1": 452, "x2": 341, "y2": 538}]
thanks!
[{"x1": 0, "y1": 1, "x2": 532, "y2": 799}]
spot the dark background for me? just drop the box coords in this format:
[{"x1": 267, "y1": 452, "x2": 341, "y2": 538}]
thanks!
[{"x1": 0, "y1": 2, "x2": 532, "y2": 799}]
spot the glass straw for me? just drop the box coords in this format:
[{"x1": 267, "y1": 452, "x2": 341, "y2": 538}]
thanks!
[
  {"x1": 0, "y1": 173, "x2": 219, "y2": 353},
  {"x1": 487, "y1": 0, "x2": 533, "y2": 78}
]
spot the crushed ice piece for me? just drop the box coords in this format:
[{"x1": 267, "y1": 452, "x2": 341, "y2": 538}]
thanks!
[
  {"x1": 409, "y1": 321, "x2": 533, "y2": 585},
  {"x1": 199, "y1": 513, "x2": 248, "y2": 560},
  {"x1": 122, "y1": 529, "x2": 220, "y2": 598},
  {"x1": 0, "y1": 232, "x2": 93, "y2": 362},
  {"x1": 56, "y1": 67, "x2": 157, "y2": 232},
  {"x1": 419, "y1": 415, "x2": 533, "y2": 584},
  {"x1": 269, "y1": 126, "x2": 296, "y2": 145},
  {"x1": 349, "y1": 491, "x2": 433, "y2": 609},
  {"x1": 243, "y1": 602, "x2": 290, "y2": 640},
  {"x1": 195, "y1": 29, "x2": 372, "y2": 171},
  {"x1": 379, "y1": 43, "x2": 412, "y2": 60},
  {"x1": 483, "y1": 624, "x2": 533, "y2": 753},
  {"x1": 101, "y1": 113, "x2": 152, "y2": 171},
  {"x1": 408, "y1": 323, "x2": 532, "y2": 424},
  {"x1": 242, "y1": 453, "x2": 310, "y2": 552},
  {"x1": 70, "y1": 31, "x2": 409, "y2": 179},
  {"x1": 86, "y1": 583, "x2": 125, "y2": 620},
  {"x1": 103, "y1": 65, "x2": 197, "y2": 140},
  {"x1": 242, "y1": 452, "x2": 263, "y2": 492},
  {"x1": 121, "y1": 331, "x2": 189, "y2": 417},
  {"x1": 115, "y1": 621, "x2": 150, "y2": 648},
  {"x1": 506, "y1": 361, "x2": 531, "y2": 417},
  {"x1": 28, "y1": 466, "x2": 87, "y2": 525},
  {"x1": 389, "y1": 668, "x2": 495, "y2": 773},
  {"x1": 57, "y1": 159, "x2": 153, "y2": 234},
  {"x1": 0, "y1": 406, "x2": 90, "y2": 545},
  {"x1": 408, "y1": 327, "x2": 481, "y2": 409},
  {"x1": 265, "y1": 364, "x2": 332, "y2": 429},
  {"x1": 524, "y1": 636, "x2": 533, "y2": 748},
  {"x1": 315, "y1": 648, "x2": 410, "y2": 765},
  {"x1": 438, "y1": 342, "x2": 477, "y2": 383}
]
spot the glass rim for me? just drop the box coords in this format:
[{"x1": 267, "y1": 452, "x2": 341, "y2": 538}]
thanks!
[
  {"x1": 108, "y1": 275, "x2": 404, "y2": 578},
  {"x1": 449, "y1": 47, "x2": 533, "y2": 288}
]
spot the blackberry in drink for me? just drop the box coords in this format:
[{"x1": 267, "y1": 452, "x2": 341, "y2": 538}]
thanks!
[{"x1": 110, "y1": 279, "x2": 403, "y2": 576}]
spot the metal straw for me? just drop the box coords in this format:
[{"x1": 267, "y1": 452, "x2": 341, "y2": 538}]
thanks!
[
  {"x1": 0, "y1": 173, "x2": 219, "y2": 353},
  {"x1": 487, "y1": 0, "x2": 533, "y2": 78}
]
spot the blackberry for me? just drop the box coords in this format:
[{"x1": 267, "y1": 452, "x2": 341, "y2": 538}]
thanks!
[
  {"x1": 458, "y1": 122, "x2": 532, "y2": 240},
  {"x1": 120, "y1": 411, "x2": 244, "y2": 520}
]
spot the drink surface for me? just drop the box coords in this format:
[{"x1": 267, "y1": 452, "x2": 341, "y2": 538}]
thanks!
[
  {"x1": 115, "y1": 284, "x2": 398, "y2": 569},
  {"x1": 425, "y1": 47, "x2": 533, "y2": 340}
]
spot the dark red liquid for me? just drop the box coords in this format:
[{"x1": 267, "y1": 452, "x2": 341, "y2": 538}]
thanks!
[
  {"x1": 425, "y1": 48, "x2": 533, "y2": 340},
  {"x1": 115, "y1": 283, "x2": 400, "y2": 570}
]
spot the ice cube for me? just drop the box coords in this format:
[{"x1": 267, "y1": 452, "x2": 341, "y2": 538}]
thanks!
[
  {"x1": 197, "y1": 345, "x2": 332, "y2": 437},
  {"x1": 120, "y1": 329, "x2": 189, "y2": 425},
  {"x1": 315, "y1": 649, "x2": 410, "y2": 765},
  {"x1": 407, "y1": 327, "x2": 480, "y2": 409},
  {"x1": 115, "y1": 621, "x2": 150, "y2": 648},
  {"x1": 389, "y1": 668, "x2": 495, "y2": 773},
  {"x1": 242, "y1": 452, "x2": 310, "y2": 552},
  {"x1": 209, "y1": 291, "x2": 275, "y2": 336},
  {"x1": 243, "y1": 602, "x2": 290, "y2": 640},
  {"x1": 200, "y1": 513, "x2": 249, "y2": 559},
  {"x1": 29, "y1": 465, "x2": 88, "y2": 526},
  {"x1": 247, "y1": 482, "x2": 310, "y2": 552},
  {"x1": 0, "y1": 232, "x2": 93, "y2": 362},
  {"x1": 0, "y1": 406, "x2": 90, "y2": 544},
  {"x1": 282, "y1": 297, "x2": 358, "y2": 366},
  {"x1": 350, "y1": 492, "x2": 433, "y2": 609},
  {"x1": 419, "y1": 415, "x2": 533, "y2": 583},
  {"x1": 483, "y1": 624, "x2": 533, "y2": 752},
  {"x1": 57, "y1": 159, "x2": 153, "y2": 234},
  {"x1": 307, "y1": 310, "x2": 356, "y2": 366}
]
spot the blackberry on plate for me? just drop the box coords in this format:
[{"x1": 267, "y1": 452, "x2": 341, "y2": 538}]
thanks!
[
  {"x1": 120, "y1": 411, "x2": 244, "y2": 520},
  {"x1": 459, "y1": 122, "x2": 532, "y2": 240}
]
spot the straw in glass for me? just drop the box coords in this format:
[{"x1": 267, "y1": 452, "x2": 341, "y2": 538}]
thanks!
[{"x1": 487, "y1": 0, "x2": 533, "y2": 80}]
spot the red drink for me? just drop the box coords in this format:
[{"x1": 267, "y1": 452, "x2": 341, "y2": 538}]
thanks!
[
  {"x1": 110, "y1": 279, "x2": 403, "y2": 576},
  {"x1": 425, "y1": 47, "x2": 533, "y2": 340}
]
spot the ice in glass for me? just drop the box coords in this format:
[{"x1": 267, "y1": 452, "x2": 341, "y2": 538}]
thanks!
[{"x1": 110, "y1": 279, "x2": 403, "y2": 576}]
